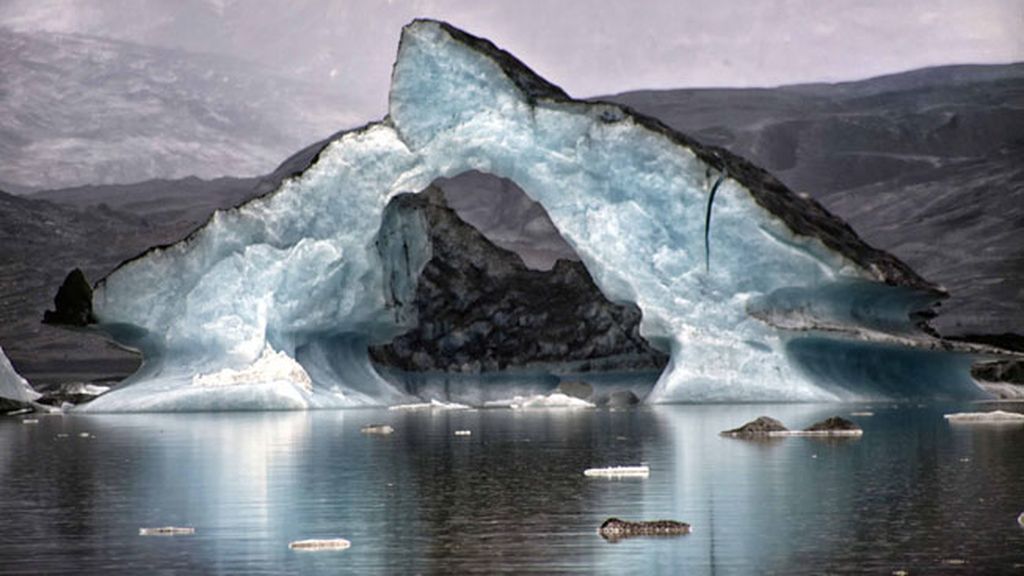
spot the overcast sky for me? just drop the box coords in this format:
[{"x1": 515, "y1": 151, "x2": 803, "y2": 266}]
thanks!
[{"x1": 1, "y1": 0, "x2": 1021, "y2": 123}]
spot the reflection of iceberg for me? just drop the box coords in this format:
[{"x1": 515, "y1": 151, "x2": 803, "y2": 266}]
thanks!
[
  {"x1": 0, "y1": 346, "x2": 40, "y2": 404},
  {"x1": 82, "y1": 20, "x2": 984, "y2": 412}
]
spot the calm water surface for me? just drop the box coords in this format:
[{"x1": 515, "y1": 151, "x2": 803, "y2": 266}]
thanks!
[{"x1": 1, "y1": 402, "x2": 1022, "y2": 574}]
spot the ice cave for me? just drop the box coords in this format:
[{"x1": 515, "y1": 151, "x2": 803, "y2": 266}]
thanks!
[{"x1": 77, "y1": 20, "x2": 985, "y2": 412}]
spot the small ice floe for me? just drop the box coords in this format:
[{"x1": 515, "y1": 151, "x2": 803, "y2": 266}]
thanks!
[
  {"x1": 388, "y1": 399, "x2": 471, "y2": 411},
  {"x1": 944, "y1": 410, "x2": 1024, "y2": 424},
  {"x1": 5, "y1": 408, "x2": 32, "y2": 416},
  {"x1": 453, "y1": 429, "x2": 472, "y2": 436},
  {"x1": 584, "y1": 465, "x2": 650, "y2": 478},
  {"x1": 21, "y1": 419, "x2": 38, "y2": 424},
  {"x1": 487, "y1": 392, "x2": 595, "y2": 410},
  {"x1": 1018, "y1": 511, "x2": 1024, "y2": 528},
  {"x1": 850, "y1": 411, "x2": 874, "y2": 417},
  {"x1": 288, "y1": 538, "x2": 351, "y2": 551},
  {"x1": 360, "y1": 424, "x2": 394, "y2": 435},
  {"x1": 139, "y1": 526, "x2": 195, "y2": 536},
  {"x1": 78, "y1": 432, "x2": 91, "y2": 438}
]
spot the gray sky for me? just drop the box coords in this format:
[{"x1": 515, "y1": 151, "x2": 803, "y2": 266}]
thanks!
[{"x1": 1, "y1": 0, "x2": 1021, "y2": 124}]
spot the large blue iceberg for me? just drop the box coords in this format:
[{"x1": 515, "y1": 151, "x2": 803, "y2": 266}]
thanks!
[{"x1": 81, "y1": 20, "x2": 984, "y2": 411}]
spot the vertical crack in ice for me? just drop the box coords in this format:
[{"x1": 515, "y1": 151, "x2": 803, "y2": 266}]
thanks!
[{"x1": 704, "y1": 169, "x2": 727, "y2": 273}]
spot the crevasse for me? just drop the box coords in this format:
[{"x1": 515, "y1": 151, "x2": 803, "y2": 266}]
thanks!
[{"x1": 80, "y1": 20, "x2": 983, "y2": 412}]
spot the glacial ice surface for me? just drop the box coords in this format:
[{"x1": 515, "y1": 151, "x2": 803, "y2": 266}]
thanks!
[
  {"x1": 81, "y1": 20, "x2": 985, "y2": 412},
  {"x1": 0, "y1": 345, "x2": 40, "y2": 404}
]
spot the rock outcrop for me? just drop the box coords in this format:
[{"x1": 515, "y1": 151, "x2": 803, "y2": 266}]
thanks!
[
  {"x1": 598, "y1": 517, "x2": 691, "y2": 541},
  {"x1": 43, "y1": 268, "x2": 95, "y2": 326},
  {"x1": 369, "y1": 187, "x2": 669, "y2": 374},
  {"x1": 720, "y1": 416, "x2": 790, "y2": 437}
]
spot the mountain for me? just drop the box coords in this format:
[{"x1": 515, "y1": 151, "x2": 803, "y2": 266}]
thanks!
[
  {"x1": 603, "y1": 63, "x2": 1024, "y2": 335},
  {"x1": 0, "y1": 27, "x2": 359, "y2": 190}
]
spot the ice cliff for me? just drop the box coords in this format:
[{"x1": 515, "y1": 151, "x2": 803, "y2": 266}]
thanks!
[{"x1": 79, "y1": 20, "x2": 985, "y2": 411}]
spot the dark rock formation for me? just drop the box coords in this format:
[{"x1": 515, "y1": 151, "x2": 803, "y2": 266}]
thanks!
[
  {"x1": 598, "y1": 517, "x2": 691, "y2": 542},
  {"x1": 720, "y1": 416, "x2": 789, "y2": 437},
  {"x1": 556, "y1": 380, "x2": 594, "y2": 400},
  {"x1": 0, "y1": 397, "x2": 33, "y2": 414},
  {"x1": 42, "y1": 268, "x2": 95, "y2": 326},
  {"x1": 605, "y1": 390, "x2": 641, "y2": 408},
  {"x1": 972, "y1": 360, "x2": 1024, "y2": 385},
  {"x1": 368, "y1": 187, "x2": 669, "y2": 374},
  {"x1": 803, "y1": 416, "x2": 862, "y2": 434}
]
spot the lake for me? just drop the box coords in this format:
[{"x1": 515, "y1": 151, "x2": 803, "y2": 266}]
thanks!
[{"x1": 1, "y1": 402, "x2": 1022, "y2": 574}]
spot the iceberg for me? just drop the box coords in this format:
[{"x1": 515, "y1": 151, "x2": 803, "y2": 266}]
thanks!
[
  {"x1": 78, "y1": 20, "x2": 986, "y2": 412},
  {"x1": 0, "y1": 345, "x2": 40, "y2": 405}
]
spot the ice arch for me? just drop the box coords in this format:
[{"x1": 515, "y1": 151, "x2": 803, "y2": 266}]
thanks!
[{"x1": 81, "y1": 20, "x2": 982, "y2": 411}]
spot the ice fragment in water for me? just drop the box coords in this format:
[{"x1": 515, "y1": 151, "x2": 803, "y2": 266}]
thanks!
[
  {"x1": 944, "y1": 410, "x2": 1024, "y2": 423},
  {"x1": 139, "y1": 526, "x2": 195, "y2": 536},
  {"x1": 584, "y1": 465, "x2": 650, "y2": 478},
  {"x1": 288, "y1": 538, "x2": 351, "y2": 551}
]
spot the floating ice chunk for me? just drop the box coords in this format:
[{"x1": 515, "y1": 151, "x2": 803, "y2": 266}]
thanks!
[
  {"x1": 944, "y1": 410, "x2": 1024, "y2": 423},
  {"x1": 388, "y1": 399, "x2": 471, "y2": 411},
  {"x1": 0, "y1": 345, "x2": 40, "y2": 403},
  {"x1": 1018, "y1": 511, "x2": 1024, "y2": 528},
  {"x1": 139, "y1": 526, "x2": 195, "y2": 536},
  {"x1": 584, "y1": 465, "x2": 650, "y2": 478},
  {"x1": 360, "y1": 424, "x2": 395, "y2": 435},
  {"x1": 507, "y1": 392, "x2": 596, "y2": 410},
  {"x1": 193, "y1": 345, "x2": 312, "y2": 392},
  {"x1": 5, "y1": 408, "x2": 32, "y2": 416},
  {"x1": 288, "y1": 538, "x2": 351, "y2": 551},
  {"x1": 453, "y1": 429, "x2": 472, "y2": 436},
  {"x1": 21, "y1": 419, "x2": 38, "y2": 424},
  {"x1": 850, "y1": 411, "x2": 874, "y2": 417}
]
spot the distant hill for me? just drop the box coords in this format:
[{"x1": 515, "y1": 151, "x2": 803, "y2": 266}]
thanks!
[{"x1": 0, "y1": 27, "x2": 359, "y2": 190}]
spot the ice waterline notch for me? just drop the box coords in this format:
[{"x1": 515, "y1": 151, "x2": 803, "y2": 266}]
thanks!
[{"x1": 76, "y1": 19, "x2": 991, "y2": 412}]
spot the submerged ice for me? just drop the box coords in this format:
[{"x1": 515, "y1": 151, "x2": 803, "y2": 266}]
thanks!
[{"x1": 80, "y1": 20, "x2": 984, "y2": 412}]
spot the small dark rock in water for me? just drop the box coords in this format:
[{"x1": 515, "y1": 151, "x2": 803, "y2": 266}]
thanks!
[
  {"x1": 607, "y1": 389, "x2": 640, "y2": 408},
  {"x1": 42, "y1": 268, "x2": 95, "y2": 326},
  {"x1": 598, "y1": 517, "x2": 691, "y2": 541},
  {"x1": 556, "y1": 380, "x2": 593, "y2": 400},
  {"x1": 803, "y1": 416, "x2": 862, "y2": 434},
  {"x1": 720, "y1": 416, "x2": 789, "y2": 437}
]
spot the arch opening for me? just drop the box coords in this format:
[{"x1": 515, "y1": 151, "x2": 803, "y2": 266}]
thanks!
[{"x1": 367, "y1": 171, "x2": 669, "y2": 405}]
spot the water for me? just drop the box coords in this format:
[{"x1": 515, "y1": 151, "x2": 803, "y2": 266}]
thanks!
[{"x1": 1, "y1": 402, "x2": 1022, "y2": 574}]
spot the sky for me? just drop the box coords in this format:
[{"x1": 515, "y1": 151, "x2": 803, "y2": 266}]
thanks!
[{"x1": 1, "y1": 0, "x2": 1021, "y2": 122}]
